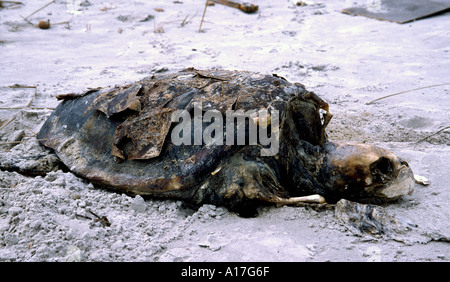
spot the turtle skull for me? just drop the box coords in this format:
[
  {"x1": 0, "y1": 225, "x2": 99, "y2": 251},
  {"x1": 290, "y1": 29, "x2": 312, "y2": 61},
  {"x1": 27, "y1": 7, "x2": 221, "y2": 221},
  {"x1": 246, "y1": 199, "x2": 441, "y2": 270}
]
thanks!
[{"x1": 325, "y1": 142, "x2": 415, "y2": 203}]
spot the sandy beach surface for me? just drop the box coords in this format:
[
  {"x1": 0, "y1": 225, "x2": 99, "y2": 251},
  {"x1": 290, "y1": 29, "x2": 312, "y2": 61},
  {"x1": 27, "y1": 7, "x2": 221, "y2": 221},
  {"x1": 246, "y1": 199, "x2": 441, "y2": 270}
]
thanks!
[{"x1": 0, "y1": 0, "x2": 449, "y2": 262}]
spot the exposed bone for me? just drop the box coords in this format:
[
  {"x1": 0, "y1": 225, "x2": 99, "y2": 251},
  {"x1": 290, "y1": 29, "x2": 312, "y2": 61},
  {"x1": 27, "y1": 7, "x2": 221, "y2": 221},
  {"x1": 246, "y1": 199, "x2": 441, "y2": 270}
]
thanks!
[
  {"x1": 271, "y1": 194, "x2": 326, "y2": 206},
  {"x1": 211, "y1": 166, "x2": 222, "y2": 175},
  {"x1": 322, "y1": 110, "x2": 333, "y2": 129},
  {"x1": 414, "y1": 174, "x2": 430, "y2": 186}
]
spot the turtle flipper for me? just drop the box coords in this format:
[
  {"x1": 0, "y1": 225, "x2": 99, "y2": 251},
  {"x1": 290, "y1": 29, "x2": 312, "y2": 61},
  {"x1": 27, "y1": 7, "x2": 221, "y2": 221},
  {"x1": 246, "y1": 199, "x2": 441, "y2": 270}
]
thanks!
[
  {"x1": 0, "y1": 144, "x2": 64, "y2": 176},
  {"x1": 192, "y1": 147, "x2": 288, "y2": 217}
]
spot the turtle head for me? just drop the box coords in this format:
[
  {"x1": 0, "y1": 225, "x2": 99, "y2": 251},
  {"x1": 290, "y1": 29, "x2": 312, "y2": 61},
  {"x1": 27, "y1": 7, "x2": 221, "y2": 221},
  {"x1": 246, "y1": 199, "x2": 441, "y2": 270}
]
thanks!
[
  {"x1": 280, "y1": 92, "x2": 414, "y2": 204},
  {"x1": 321, "y1": 142, "x2": 415, "y2": 203}
]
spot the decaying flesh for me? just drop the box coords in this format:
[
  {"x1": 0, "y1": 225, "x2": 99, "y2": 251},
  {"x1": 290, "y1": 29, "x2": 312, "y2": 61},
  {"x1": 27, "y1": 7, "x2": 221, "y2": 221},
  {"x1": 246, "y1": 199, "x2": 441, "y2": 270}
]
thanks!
[{"x1": 37, "y1": 68, "x2": 415, "y2": 215}]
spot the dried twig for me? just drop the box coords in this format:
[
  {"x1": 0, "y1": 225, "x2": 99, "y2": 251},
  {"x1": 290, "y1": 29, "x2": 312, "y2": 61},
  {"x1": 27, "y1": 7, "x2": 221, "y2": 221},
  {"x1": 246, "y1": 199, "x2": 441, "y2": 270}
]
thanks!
[
  {"x1": 75, "y1": 214, "x2": 92, "y2": 220},
  {"x1": 180, "y1": 15, "x2": 189, "y2": 26},
  {"x1": 25, "y1": 126, "x2": 37, "y2": 136},
  {"x1": 0, "y1": 85, "x2": 41, "y2": 110},
  {"x1": 417, "y1": 126, "x2": 450, "y2": 143},
  {"x1": 153, "y1": 21, "x2": 164, "y2": 33},
  {"x1": 9, "y1": 84, "x2": 36, "y2": 89},
  {"x1": 0, "y1": 138, "x2": 46, "y2": 146},
  {"x1": 26, "y1": 88, "x2": 36, "y2": 108},
  {"x1": 0, "y1": 106, "x2": 53, "y2": 110},
  {"x1": 180, "y1": 12, "x2": 197, "y2": 27},
  {"x1": 1, "y1": 1, "x2": 25, "y2": 4},
  {"x1": 20, "y1": 15, "x2": 34, "y2": 26},
  {"x1": 51, "y1": 21, "x2": 71, "y2": 26},
  {"x1": 366, "y1": 83, "x2": 450, "y2": 105},
  {"x1": 421, "y1": 31, "x2": 450, "y2": 42},
  {"x1": 213, "y1": 0, "x2": 258, "y2": 13},
  {"x1": 199, "y1": 0, "x2": 209, "y2": 33},
  {"x1": 75, "y1": 209, "x2": 111, "y2": 227},
  {"x1": 87, "y1": 209, "x2": 111, "y2": 227},
  {"x1": 1, "y1": 1, "x2": 24, "y2": 8},
  {"x1": 24, "y1": 0, "x2": 55, "y2": 19},
  {"x1": 0, "y1": 116, "x2": 16, "y2": 131},
  {"x1": 0, "y1": 141, "x2": 26, "y2": 146}
]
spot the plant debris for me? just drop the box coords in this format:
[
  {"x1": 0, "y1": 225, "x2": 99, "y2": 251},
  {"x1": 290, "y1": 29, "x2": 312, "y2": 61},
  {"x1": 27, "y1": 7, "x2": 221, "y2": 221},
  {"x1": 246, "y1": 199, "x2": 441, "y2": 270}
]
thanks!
[{"x1": 75, "y1": 209, "x2": 111, "y2": 227}]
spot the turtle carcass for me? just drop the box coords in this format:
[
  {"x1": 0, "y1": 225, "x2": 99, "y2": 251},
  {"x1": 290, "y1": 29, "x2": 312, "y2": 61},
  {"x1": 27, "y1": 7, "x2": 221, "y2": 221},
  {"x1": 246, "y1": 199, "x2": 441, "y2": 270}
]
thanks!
[{"x1": 37, "y1": 68, "x2": 415, "y2": 216}]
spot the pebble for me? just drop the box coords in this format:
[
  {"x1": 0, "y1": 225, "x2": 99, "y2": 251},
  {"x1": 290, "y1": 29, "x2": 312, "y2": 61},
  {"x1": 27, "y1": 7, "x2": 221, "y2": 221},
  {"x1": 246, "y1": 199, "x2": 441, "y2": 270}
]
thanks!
[
  {"x1": 44, "y1": 173, "x2": 58, "y2": 182},
  {"x1": 120, "y1": 194, "x2": 132, "y2": 205},
  {"x1": 345, "y1": 244, "x2": 354, "y2": 250},
  {"x1": 131, "y1": 195, "x2": 146, "y2": 213},
  {"x1": 66, "y1": 246, "x2": 82, "y2": 262},
  {"x1": 111, "y1": 240, "x2": 125, "y2": 251},
  {"x1": 70, "y1": 193, "x2": 81, "y2": 200},
  {"x1": 8, "y1": 207, "x2": 22, "y2": 216},
  {"x1": 5, "y1": 233, "x2": 19, "y2": 245}
]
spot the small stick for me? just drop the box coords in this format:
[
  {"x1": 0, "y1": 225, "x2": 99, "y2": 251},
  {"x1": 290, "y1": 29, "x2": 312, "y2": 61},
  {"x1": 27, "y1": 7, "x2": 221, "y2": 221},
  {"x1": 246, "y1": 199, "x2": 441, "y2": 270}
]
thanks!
[
  {"x1": 181, "y1": 14, "x2": 189, "y2": 26},
  {"x1": 2, "y1": 1, "x2": 24, "y2": 3},
  {"x1": 1, "y1": 0, "x2": 24, "y2": 7},
  {"x1": 51, "y1": 21, "x2": 71, "y2": 26},
  {"x1": 8, "y1": 85, "x2": 36, "y2": 89},
  {"x1": 7, "y1": 85, "x2": 37, "y2": 108},
  {"x1": 25, "y1": 126, "x2": 37, "y2": 136},
  {"x1": 0, "y1": 1, "x2": 24, "y2": 8},
  {"x1": 0, "y1": 138, "x2": 47, "y2": 146},
  {"x1": 26, "y1": 87, "x2": 37, "y2": 108},
  {"x1": 213, "y1": 0, "x2": 258, "y2": 13},
  {"x1": 181, "y1": 12, "x2": 198, "y2": 27},
  {"x1": 24, "y1": 0, "x2": 56, "y2": 19},
  {"x1": 0, "y1": 107, "x2": 55, "y2": 110},
  {"x1": 75, "y1": 214, "x2": 92, "y2": 220},
  {"x1": 199, "y1": 0, "x2": 209, "y2": 33},
  {"x1": 20, "y1": 15, "x2": 34, "y2": 26},
  {"x1": 87, "y1": 209, "x2": 111, "y2": 227},
  {"x1": 86, "y1": 209, "x2": 101, "y2": 219},
  {"x1": 0, "y1": 116, "x2": 16, "y2": 131},
  {"x1": 417, "y1": 126, "x2": 450, "y2": 143},
  {"x1": 366, "y1": 83, "x2": 450, "y2": 105},
  {"x1": 75, "y1": 209, "x2": 111, "y2": 227},
  {"x1": 0, "y1": 141, "x2": 23, "y2": 146}
]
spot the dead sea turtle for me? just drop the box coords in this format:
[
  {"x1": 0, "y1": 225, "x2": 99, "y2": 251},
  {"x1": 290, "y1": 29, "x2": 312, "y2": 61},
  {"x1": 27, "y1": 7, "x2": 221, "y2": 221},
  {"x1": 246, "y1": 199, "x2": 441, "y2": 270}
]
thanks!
[{"x1": 36, "y1": 68, "x2": 414, "y2": 216}]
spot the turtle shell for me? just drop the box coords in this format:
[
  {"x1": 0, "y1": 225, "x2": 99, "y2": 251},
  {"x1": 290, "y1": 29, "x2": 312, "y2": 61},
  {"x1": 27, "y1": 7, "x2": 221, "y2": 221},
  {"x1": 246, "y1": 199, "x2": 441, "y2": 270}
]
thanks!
[{"x1": 37, "y1": 68, "x2": 329, "y2": 201}]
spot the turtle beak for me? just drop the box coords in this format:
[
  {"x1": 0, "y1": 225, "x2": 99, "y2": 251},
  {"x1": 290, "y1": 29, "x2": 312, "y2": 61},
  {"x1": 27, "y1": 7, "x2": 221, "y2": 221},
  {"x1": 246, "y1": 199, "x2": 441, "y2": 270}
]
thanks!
[{"x1": 325, "y1": 142, "x2": 415, "y2": 203}]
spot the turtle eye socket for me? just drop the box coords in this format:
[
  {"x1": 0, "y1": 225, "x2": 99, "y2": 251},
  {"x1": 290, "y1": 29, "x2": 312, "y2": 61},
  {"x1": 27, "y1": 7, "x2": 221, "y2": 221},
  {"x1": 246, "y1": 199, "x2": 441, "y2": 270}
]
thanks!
[
  {"x1": 369, "y1": 157, "x2": 395, "y2": 183},
  {"x1": 400, "y1": 160, "x2": 409, "y2": 167}
]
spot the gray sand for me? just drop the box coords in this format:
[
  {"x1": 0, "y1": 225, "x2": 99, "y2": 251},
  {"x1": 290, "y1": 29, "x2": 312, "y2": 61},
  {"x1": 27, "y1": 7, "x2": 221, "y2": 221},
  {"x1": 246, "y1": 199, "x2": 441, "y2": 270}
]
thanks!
[{"x1": 0, "y1": 0, "x2": 449, "y2": 261}]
